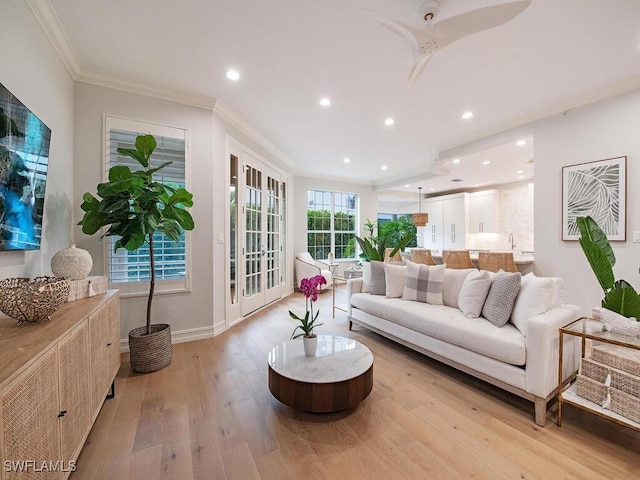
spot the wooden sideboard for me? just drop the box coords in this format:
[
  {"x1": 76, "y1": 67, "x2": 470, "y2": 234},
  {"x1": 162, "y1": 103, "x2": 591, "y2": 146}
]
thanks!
[{"x1": 0, "y1": 291, "x2": 120, "y2": 480}]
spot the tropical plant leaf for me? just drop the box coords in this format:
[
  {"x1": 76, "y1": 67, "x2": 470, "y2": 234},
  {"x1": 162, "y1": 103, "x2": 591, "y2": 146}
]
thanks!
[
  {"x1": 108, "y1": 165, "x2": 132, "y2": 182},
  {"x1": 603, "y1": 286, "x2": 640, "y2": 320},
  {"x1": 388, "y1": 232, "x2": 416, "y2": 258},
  {"x1": 576, "y1": 216, "x2": 615, "y2": 267},
  {"x1": 578, "y1": 237, "x2": 615, "y2": 293}
]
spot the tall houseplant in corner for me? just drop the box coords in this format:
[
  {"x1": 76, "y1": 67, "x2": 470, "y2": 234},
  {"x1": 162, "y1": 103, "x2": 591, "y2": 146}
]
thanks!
[{"x1": 78, "y1": 134, "x2": 194, "y2": 373}]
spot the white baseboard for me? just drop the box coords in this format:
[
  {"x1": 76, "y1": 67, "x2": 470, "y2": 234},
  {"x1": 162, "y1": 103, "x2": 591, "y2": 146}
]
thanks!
[{"x1": 119, "y1": 325, "x2": 215, "y2": 352}]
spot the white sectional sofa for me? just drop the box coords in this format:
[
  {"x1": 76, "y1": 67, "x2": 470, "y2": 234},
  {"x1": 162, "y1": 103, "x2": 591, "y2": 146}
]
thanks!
[{"x1": 347, "y1": 264, "x2": 581, "y2": 426}]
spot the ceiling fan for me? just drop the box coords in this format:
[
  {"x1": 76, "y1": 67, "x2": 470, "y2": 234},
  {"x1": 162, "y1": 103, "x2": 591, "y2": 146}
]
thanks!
[{"x1": 365, "y1": 0, "x2": 531, "y2": 88}]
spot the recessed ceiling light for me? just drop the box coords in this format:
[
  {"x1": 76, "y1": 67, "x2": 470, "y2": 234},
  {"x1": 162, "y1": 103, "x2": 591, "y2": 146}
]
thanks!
[
  {"x1": 462, "y1": 111, "x2": 474, "y2": 120},
  {"x1": 384, "y1": 118, "x2": 395, "y2": 126},
  {"x1": 226, "y1": 70, "x2": 240, "y2": 81},
  {"x1": 516, "y1": 140, "x2": 527, "y2": 146},
  {"x1": 518, "y1": 175, "x2": 525, "y2": 180},
  {"x1": 381, "y1": 165, "x2": 388, "y2": 170},
  {"x1": 482, "y1": 160, "x2": 490, "y2": 165},
  {"x1": 473, "y1": 184, "x2": 481, "y2": 187},
  {"x1": 343, "y1": 158, "x2": 350, "y2": 163},
  {"x1": 319, "y1": 97, "x2": 331, "y2": 107},
  {"x1": 405, "y1": 184, "x2": 410, "y2": 188},
  {"x1": 429, "y1": 188, "x2": 435, "y2": 191},
  {"x1": 452, "y1": 158, "x2": 460, "y2": 164},
  {"x1": 516, "y1": 169, "x2": 524, "y2": 174}
]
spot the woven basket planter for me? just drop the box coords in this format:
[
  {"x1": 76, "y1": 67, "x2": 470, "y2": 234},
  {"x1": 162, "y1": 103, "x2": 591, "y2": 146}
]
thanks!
[{"x1": 129, "y1": 323, "x2": 173, "y2": 373}]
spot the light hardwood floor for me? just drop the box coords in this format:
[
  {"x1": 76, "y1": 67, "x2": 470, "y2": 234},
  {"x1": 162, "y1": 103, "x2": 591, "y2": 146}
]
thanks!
[{"x1": 74, "y1": 289, "x2": 640, "y2": 479}]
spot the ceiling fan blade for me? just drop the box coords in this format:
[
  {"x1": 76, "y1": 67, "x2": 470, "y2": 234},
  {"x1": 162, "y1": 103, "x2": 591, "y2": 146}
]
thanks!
[
  {"x1": 434, "y1": 0, "x2": 531, "y2": 44},
  {"x1": 406, "y1": 53, "x2": 433, "y2": 89},
  {"x1": 364, "y1": 9, "x2": 430, "y2": 52}
]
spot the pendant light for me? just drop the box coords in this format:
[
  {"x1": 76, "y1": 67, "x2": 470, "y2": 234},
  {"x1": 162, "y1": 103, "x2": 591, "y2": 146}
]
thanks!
[{"x1": 412, "y1": 186, "x2": 428, "y2": 227}]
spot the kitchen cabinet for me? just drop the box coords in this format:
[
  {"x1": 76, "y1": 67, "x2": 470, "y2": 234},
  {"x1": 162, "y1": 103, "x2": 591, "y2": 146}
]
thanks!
[
  {"x1": 421, "y1": 193, "x2": 468, "y2": 251},
  {"x1": 0, "y1": 291, "x2": 120, "y2": 480},
  {"x1": 469, "y1": 190, "x2": 499, "y2": 233}
]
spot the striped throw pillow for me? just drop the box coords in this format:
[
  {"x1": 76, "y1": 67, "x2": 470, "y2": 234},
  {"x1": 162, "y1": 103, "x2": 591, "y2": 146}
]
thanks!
[{"x1": 402, "y1": 261, "x2": 445, "y2": 305}]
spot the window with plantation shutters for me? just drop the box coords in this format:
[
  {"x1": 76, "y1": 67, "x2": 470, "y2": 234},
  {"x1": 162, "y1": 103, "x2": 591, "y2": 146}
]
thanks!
[{"x1": 103, "y1": 116, "x2": 191, "y2": 296}]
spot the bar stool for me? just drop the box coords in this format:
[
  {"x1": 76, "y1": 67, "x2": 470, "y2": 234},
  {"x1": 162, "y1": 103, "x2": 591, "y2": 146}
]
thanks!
[
  {"x1": 410, "y1": 248, "x2": 436, "y2": 266},
  {"x1": 442, "y1": 250, "x2": 474, "y2": 269},
  {"x1": 478, "y1": 252, "x2": 518, "y2": 272}
]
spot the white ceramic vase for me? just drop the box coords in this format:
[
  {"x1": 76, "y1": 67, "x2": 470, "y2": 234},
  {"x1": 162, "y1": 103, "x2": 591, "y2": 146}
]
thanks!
[
  {"x1": 51, "y1": 244, "x2": 93, "y2": 280},
  {"x1": 303, "y1": 334, "x2": 318, "y2": 357}
]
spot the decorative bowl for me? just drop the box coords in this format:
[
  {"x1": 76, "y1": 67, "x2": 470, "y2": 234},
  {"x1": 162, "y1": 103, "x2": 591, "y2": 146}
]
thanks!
[{"x1": 0, "y1": 277, "x2": 71, "y2": 325}]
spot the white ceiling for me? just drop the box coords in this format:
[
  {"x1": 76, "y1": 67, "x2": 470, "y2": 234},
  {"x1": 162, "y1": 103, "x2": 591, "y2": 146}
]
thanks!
[{"x1": 47, "y1": 0, "x2": 640, "y2": 191}]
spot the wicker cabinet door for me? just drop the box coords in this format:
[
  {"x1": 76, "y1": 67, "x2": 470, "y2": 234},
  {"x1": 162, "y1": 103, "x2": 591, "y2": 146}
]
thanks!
[
  {"x1": 88, "y1": 294, "x2": 120, "y2": 421},
  {"x1": 58, "y1": 321, "x2": 90, "y2": 477},
  {"x1": 2, "y1": 348, "x2": 61, "y2": 480},
  {"x1": 105, "y1": 294, "x2": 121, "y2": 385}
]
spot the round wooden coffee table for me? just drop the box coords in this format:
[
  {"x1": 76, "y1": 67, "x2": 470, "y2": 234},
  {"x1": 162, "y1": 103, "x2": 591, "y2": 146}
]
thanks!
[{"x1": 268, "y1": 335, "x2": 373, "y2": 413}]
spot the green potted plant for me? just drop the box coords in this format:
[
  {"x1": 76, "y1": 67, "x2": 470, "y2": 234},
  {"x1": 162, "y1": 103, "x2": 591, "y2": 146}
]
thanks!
[
  {"x1": 78, "y1": 134, "x2": 195, "y2": 373},
  {"x1": 355, "y1": 219, "x2": 415, "y2": 262},
  {"x1": 577, "y1": 216, "x2": 640, "y2": 320}
]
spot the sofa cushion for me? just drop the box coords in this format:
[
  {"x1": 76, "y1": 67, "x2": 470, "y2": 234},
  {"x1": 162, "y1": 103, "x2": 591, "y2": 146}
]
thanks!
[
  {"x1": 458, "y1": 270, "x2": 492, "y2": 318},
  {"x1": 361, "y1": 262, "x2": 371, "y2": 293},
  {"x1": 370, "y1": 261, "x2": 386, "y2": 295},
  {"x1": 550, "y1": 277, "x2": 565, "y2": 308},
  {"x1": 443, "y1": 268, "x2": 474, "y2": 308},
  {"x1": 482, "y1": 272, "x2": 522, "y2": 327},
  {"x1": 351, "y1": 293, "x2": 526, "y2": 365},
  {"x1": 511, "y1": 273, "x2": 554, "y2": 336},
  {"x1": 402, "y1": 262, "x2": 445, "y2": 305},
  {"x1": 384, "y1": 263, "x2": 406, "y2": 298}
]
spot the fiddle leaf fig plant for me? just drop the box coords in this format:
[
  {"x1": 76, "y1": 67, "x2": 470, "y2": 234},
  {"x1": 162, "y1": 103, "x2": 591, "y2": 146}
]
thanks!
[
  {"x1": 577, "y1": 216, "x2": 640, "y2": 319},
  {"x1": 78, "y1": 134, "x2": 195, "y2": 335}
]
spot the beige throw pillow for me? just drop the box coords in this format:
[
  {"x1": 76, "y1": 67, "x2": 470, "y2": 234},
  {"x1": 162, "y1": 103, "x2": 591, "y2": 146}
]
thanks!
[
  {"x1": 443, "y1": 268, "x2": 474, "y2": 308},
  {"x1": 384, "y1": 263, "x2": 407, "y2": 298},
  {"x1": 458, "y1": 270, "x2": 492, "y2": 318}
]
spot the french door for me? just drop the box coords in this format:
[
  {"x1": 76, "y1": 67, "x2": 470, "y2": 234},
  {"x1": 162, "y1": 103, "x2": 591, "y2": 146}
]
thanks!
[{"x1": 241, "y1": 156, "x2": 283, "y2": 315}]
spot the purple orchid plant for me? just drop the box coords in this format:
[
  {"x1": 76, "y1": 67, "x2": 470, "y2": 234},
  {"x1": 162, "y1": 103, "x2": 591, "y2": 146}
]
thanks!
[{"x1": 290, "y1": 274, "x2": 327, "y2": 339}]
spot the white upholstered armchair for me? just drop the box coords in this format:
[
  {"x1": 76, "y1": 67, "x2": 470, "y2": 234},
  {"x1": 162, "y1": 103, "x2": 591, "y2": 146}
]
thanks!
[{"x1": 294, "y1": 252, "x2": 333, "y2": 291}]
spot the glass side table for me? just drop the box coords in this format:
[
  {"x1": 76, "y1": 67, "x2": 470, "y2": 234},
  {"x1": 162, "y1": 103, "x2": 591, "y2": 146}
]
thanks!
[
  {"x1": 332, "y1": 275, "x2": 348, "y2": 318},
  {"x1": 557, "y1": 317, "x2": 640, "y2": 431}
]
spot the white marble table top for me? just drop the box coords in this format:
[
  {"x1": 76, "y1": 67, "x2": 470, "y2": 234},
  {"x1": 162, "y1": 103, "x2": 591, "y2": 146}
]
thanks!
[{"x1": 268, "y1": 335, "x2": 373, "y2": 384}]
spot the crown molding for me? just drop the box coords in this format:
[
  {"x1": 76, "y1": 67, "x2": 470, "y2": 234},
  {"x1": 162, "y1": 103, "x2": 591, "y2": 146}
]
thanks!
[
  {"x1": 78, "y1": 70, "x2": 217, "y2": 110},
  {"x1": 213, "y1": 100, "x2": 294, "y2": 169},
  {"x1": 293, "y1": 169, "x2": 374, "y2": 187},
  {"x1": 25, "y1": 0, "x2": 82, "y2": 78}
]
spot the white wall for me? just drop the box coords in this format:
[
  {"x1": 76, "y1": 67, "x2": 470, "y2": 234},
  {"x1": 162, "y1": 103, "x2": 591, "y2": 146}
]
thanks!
[
  {"x1": 0, "y1": 1, "x2": 74, "y2": 278},
  {"x1": 73, "y1": 83, "x2": 215, "y2": 340},
  {"x1": 293, "y1": 176, "x2": 378, "y2": 274},
  {"x1": 534, "y1": 88, "x2": 640, "y2": 315},
  {"x1": 441, "y1": 87, "x2": 640, "y2": 315},
  {"x1": 73, "y1": 83, "x2": 294, "y2": 340}
]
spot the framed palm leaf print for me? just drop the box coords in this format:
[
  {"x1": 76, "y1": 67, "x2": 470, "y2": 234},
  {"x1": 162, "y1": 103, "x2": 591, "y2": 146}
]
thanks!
[{"x1": 562, "y1": 156, "x2": 626, "y2": 241}]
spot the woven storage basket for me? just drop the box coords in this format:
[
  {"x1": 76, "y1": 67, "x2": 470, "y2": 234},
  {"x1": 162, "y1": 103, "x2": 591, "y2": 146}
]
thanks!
[
  {"x1": 128, "y1": 323, "x2": 173, "y2": 373},
  {"x1": 591, "y1": 344, "x2": 640, "y2": 376},
  {"x1": 610, "y1": 387, "x2": 640, "y2": 424},
  {"x1": 0, "y1": 277, "x2": 70, "y2": 325},
  {"x1": 576, "y1": 373, "x2": 608, "y2": 405},
  {"x1": 581, "y1": 358, "x2": 640, "y2": 397},
  {"x1": 67, "y1": 276, "x2": 108, "y2": 302}
]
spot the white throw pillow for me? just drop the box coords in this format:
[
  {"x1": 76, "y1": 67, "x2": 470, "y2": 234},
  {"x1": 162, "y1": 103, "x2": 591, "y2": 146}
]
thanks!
[
  {"x1": 402, "y1": 261, "x2": 445, "y2": 305},
  {"x1": 361, "y1": 262, "x2": 371, "y2": 293},
  {"x1": 442, "y1": 268, "x2": 474, "y2": 308},
  {"x1": 384, "y1": 263, "x2": 407, "y2": 298},
  {"x1": 458, "y1": 270, "x2": 492, "y2": 318},
  {"x1": 511, "y1": 273, "x2": 555, "y2": 336}
]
